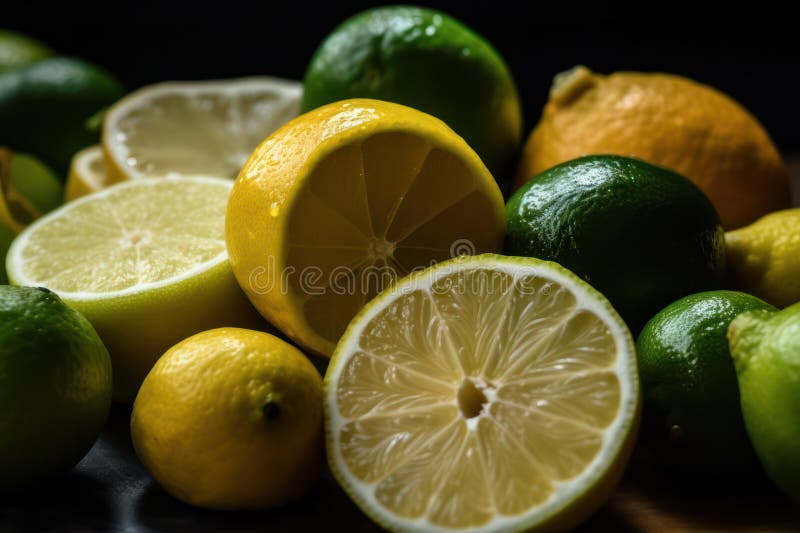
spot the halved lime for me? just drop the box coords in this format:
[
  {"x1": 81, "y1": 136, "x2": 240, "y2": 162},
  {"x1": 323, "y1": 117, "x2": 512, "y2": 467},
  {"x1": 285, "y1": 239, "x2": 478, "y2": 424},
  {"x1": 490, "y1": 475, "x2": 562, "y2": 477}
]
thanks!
[
  {"x1": 6, "y1": 176, "x2": 264, "y2": 402},
  {"x1": 325, "y1": 254, "x2": 640, "y2": 532}
]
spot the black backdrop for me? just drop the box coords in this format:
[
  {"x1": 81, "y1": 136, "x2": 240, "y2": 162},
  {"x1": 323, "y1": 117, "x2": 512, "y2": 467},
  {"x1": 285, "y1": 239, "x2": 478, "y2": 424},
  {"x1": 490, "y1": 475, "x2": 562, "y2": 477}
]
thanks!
[{"x1": 6, "y1": 1, "x2": 800, "y2": 152}]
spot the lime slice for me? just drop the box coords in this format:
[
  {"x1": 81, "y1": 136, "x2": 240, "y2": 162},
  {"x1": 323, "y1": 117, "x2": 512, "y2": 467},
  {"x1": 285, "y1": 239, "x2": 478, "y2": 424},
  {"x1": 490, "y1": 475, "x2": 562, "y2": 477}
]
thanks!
[
  {"x1": 65, "y1": 145, "x2": 116, "y2": 201},
  {"x1": 103, "y1": 77, "x2": 301, "y2": 181},
  {"x1": 6, "y1": 176, "x2": 263, "y2": 402},
  {"x1": 325, "y1": 254, "x2": 640, "y2": 532}
]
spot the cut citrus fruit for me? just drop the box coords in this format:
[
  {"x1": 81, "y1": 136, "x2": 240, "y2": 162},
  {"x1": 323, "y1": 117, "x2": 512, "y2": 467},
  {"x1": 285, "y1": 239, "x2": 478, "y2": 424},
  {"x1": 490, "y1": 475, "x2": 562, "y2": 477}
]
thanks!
[
  {"x1": 6, "y1": 176, "x2": 264, "y2": 402},
  {"x1": 226, "y1": 99, "x2": 506, "y2": 357},
  {"x1": 65, "y1": 144, "x2": 117, "y2": 201},
  {"x1": 103, "y1": 77, "x2": 301, "y2": 181},
  {"x1": 325, "y1": 254, "x2": 640, "y2": 532}
]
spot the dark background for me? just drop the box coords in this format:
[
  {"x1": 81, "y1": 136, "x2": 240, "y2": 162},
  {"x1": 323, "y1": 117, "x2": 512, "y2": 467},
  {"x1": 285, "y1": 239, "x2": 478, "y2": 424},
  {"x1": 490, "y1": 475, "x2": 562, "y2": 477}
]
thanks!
[{"x1": 5, "y1": 1, "x2": 800, "y2": 151}]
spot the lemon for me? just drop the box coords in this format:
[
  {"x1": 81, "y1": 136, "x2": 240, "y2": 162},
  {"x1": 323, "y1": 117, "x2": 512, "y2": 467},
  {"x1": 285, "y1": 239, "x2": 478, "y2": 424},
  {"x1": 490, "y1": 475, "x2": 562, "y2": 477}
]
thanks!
[
  {"x1": 325, "y1": 254, "x2": 640, "y2": 532},
  {"x1": 102, "y1": 77, "x2": 301, "y2": 181},
  {"x1": 516, "y1": 66, "x2": 790, "y2": 229},
  {"x1": 725, "y1": 208, "x2": 800, "y2": 308},
  {"x1": 6, "y1": 177, "x2": 265, "y2": 402},
  {"x1": 65, "y1": 145, "x2": 117, "y2": 201},
  {"x1": 226, "y1": 99, "x2": 506, "y2": 357},
  {"x1": 131, "y1": 327, "x2": 324, "y2": 510}
]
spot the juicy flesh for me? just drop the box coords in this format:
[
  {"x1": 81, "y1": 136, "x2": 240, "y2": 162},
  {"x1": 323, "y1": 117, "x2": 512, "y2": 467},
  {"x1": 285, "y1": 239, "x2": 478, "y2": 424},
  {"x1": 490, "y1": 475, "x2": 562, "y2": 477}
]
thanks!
[
  {"x1": 336, "y1": 269, "x2": 622, "y2": 528},
  {"x1": 17, "y1": 180, "x2": 228, "y2": 293},
  {"x1": 288, "y1": 132, "x2": 501, "y2": 343},
  {"x1": 112, "y1": 87, "x2": 299, "y2": 179}
]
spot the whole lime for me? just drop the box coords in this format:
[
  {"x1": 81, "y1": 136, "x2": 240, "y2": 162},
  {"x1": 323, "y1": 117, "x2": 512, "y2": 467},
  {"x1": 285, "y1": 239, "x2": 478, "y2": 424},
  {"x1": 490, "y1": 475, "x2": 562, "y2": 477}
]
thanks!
[
  {"x1": 0, "y1": 56, "x2": 124, "y2": 175},
  {"x1": 0, "y1": 30, "x2": 52, "y2": 73},
  {"x1": 301, "y1": 5, "x2": 522, "y2": 183},
  {"x1": 0, "y1": 285, "x2": 112, "y2": 490},
  {"x1": 505, "y1": 155, "x2": 726, "y2": 332},
  {"x1": 636, "y1": 290, "x2": 775, "y2": 468},
  {"x1": 729, "y1": 303, "x2": 800, "y2": 502}
]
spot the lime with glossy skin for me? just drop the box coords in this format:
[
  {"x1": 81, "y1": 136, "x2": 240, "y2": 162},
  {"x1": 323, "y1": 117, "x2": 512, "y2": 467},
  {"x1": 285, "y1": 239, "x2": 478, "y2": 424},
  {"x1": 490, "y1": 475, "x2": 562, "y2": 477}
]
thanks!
[
  {"x1": 636, "y1": 290, "x2": 775, "y2": 468},
  {"x1": 0, "y1": 56, "x2": 124, "y2": 174},
  {"x1": 729, "y1": 303, "x2": 800, "y2": 502},
  {"x1": 505, "y1": 155, "x2": 726, "y2": 333},
  {"x1": 0, "y1": 30, "x2": 52, "y2": 73},
  {"x1": 301, "y1": 5, "x2": 522, "y2": 183},
  {"x1": 0, "y1": 285, "x2": 112, "y2": 490}
]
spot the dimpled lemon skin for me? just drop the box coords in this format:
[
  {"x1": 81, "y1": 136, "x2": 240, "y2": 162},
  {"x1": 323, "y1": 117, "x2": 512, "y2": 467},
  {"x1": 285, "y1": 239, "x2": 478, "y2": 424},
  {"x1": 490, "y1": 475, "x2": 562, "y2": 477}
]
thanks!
[
  {"x1": 131, "y1": 328, "x2": 324, "y2": 510},
  {"x1": 725, "y1": 209, "x2": 800, "y2": 309},
  {"x1": 516, "y1": 67, "x2": 790, "y2": 230},
  {"x1": 728, "y1": 304, "x2": 800, "y2": 502}
]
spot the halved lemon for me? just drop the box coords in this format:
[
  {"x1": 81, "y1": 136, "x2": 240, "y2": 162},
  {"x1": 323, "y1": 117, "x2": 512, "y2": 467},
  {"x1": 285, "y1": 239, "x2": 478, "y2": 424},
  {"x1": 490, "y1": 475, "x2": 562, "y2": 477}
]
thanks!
[
  {"x1": 6, "y1": 176, "x2": 264, "y2": 402},
  {"x1": 226, "y1": 99, "x2": 506, "y2": 356},
  {"x1": 103, "y1": 77, "x2": 301, "y2": 181},
  {"x1": 325, "y1": 254, "x2": 640, "y2": 532},
  {"x1": 65, "y1": 145, "x2": 116, "y2": 201}
]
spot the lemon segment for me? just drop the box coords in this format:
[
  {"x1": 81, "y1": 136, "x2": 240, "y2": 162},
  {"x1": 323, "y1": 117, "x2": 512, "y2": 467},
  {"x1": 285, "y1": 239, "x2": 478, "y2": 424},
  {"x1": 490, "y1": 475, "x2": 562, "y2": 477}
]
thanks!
[
  {"x1": 103, "y1": 77, "x2": 301, "y2": 181},
  {"x1": 325, "y1": 254, "x2": 639, "y2": 532},
  {"x1": 227, "y1": 99, "x2": 506, "y2": 357},
  {"x1": 7, "y1": 177, "x2": 264, "y2": 402}
]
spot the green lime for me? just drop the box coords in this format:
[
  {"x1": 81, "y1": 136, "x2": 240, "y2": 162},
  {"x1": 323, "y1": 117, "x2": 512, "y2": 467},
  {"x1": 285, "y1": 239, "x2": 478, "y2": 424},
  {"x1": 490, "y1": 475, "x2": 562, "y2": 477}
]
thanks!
[
  {"x1": 0, "y1": 30, "x2": 52, "y2": 73},
  {"x1": 636, "y1": 290, "x2": 775, "y2": 468},
  {"x1": 728, "y1": 303, "x2": 800, "y2": 502},
  {"x1": 301, "y1": 5, "x2": 522, "y2": 183},
  {"x1": 0, "y1": 285, "x2": 112, "y2": 490},
  {"x1": 504, "y1": 155, "x2": 726, "y2": 333},
  {"x1": 0, "y1": 149, "x2": 63, "y2": 284},
  {"x1": 0, "y1": 56, "x2": 124, "y2": 175}
]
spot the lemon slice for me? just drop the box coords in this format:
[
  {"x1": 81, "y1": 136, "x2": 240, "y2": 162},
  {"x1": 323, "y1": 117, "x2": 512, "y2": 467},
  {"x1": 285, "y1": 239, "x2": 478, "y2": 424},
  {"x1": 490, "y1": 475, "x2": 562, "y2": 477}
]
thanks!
[
  {"x1": 226, "y1": 99, "x2": 506, "y2": 357},
  {"x1": 103, "y1": 77, "x2": 301, "y2": 181},
  {"x1": 7, "y1": 177, "x2": 263, "y2": 402},
  {"x1": 65, "y1": 145, "x2": 116, "y2": 201},
  {"x1": 325, "y1": 254, "x2": 640, "y2": 532}
]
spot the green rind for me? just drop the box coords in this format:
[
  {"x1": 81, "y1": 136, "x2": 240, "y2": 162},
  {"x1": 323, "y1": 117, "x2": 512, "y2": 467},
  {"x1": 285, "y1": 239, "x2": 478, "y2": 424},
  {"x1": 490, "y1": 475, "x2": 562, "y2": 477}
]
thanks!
[
  {"x1": 0, "y1": 56, "x2": 125, "y2": 175},
  {"x1": 505, "y1": 155, "x2": 726, "y2": 334},
  {"x1": 0, "y1": 285, "x2": 112, "y2": 490},
  {"x1": 729, "y1": 303, "x2": 800, "y2": 502},
  {"x1": 636, "y1": 290, "x2": 775, "y2": 468},
  {"x1": 0, "y1": 30, "x2": 53, "y2": 73},
  {"x1": 324, "y1": 253, "x2": 640, "y2": 532},
  {"x1": 301, "y1": 5, "x2": 522, "y2": 182}
]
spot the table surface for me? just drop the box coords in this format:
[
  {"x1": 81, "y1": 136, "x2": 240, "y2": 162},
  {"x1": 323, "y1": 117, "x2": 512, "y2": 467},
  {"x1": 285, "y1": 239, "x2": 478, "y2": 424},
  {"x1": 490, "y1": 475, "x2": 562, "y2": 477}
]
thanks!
[{"x1": 3, "y1": 171, "x2": 800, "y2": 533}]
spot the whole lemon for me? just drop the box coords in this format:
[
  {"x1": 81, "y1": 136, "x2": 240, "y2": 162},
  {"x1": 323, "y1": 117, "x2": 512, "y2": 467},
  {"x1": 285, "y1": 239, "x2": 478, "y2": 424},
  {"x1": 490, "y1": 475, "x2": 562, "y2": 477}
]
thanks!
[
  {"x1": 516, "y1": 66, "x2": 790, "y2": 229},
  {"x1": 131, "y1": 328, "x2": 324, "y2": 510},
  {"x1": 725, "y1": 208, "x2": 800, "y2": 309}
]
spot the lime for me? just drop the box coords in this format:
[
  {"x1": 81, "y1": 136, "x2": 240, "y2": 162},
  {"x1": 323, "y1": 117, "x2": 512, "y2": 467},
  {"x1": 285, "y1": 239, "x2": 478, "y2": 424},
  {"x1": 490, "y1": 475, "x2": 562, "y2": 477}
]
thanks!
[
  {"x1": 0, "y1": 285, "x2": 112, "y2": 490},
  {"x1": 0, "y1": 56, "x2": 124, "y2": 175},
  {"x1": 729, "y1": 303, "x2": 800, "y2": 502},
  {"x1": 505, "y1": 155, "x2": 726, "y2": 333},
  {"x1": 6, "y1": 177, "x2": 266, "y2": 402},
  {"x1": 325, "y1": 253, "x2": 639, "y2": 531},
  {"x1": 0, "y1": 30, "x2": 52, "y2": 73},
  {"x1": 301, "y1": 6, "x2": 522, "y2": 183},
  {"x1": 0, "y1": 148, "x2": 63, "y2": 283},
  {"x1": 132, "y1": 327, "x2": 323, "y2": 510},
  {"x1": 636, "y1": 290, "x2": 775, "y2": 468}
]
